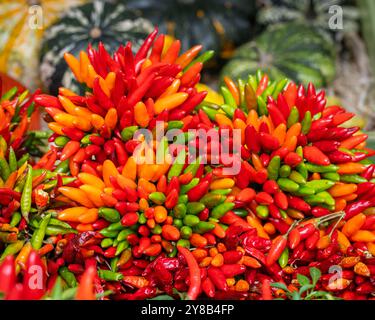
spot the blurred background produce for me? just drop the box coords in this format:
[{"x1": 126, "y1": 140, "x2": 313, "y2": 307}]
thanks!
[{"x1": 0, "y1": 0, "x2": 374, "y2": 133}]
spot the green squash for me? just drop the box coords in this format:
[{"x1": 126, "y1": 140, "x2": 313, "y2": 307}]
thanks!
[
  {"x1": 125, "y1": 0, "x2": 254, "y2": 53},
  {"x1": 221, "y1": 23, "x2": 336, "y2": 88},
  {"x1": 40, "y1": 0, "x2": 153, "y2": 95}
]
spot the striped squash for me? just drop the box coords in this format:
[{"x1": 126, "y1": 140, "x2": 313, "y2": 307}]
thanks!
[
  {"x1": 40, "y1": 0, "x2": 153, "y2": 94},
  {"x1": 0, "y1": 0, "x2": 86, "y2": 90},
  {"x1": 221, "y1": 23, "x2": 336, "y2": 88},
  {"x1": 125, "y1": 0, "x2": 253, "y2": 54}
]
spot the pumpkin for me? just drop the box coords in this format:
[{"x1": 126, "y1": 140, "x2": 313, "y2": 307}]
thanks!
[
  {"x1": 220, "y1": 23, "x2": 336, "y2": 88},
  {"x1": 40, "y1": 0, "x2": 154, "y2": 95},
  {"x1": 0, "y1": 0, "x2": 86, "y2": 90},
  {"x1": 125, "y1": 0, "x2": 254, "y2": 54}
]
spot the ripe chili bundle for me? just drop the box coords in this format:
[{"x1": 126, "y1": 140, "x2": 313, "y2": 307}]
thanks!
[{"x1": 0, "y1": 29, "x2": 374, "y2": 300}]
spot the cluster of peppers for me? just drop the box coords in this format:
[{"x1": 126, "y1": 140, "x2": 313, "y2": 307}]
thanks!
[{"x1": 0, "y1": 29, "x2": 374, "y2": 300}]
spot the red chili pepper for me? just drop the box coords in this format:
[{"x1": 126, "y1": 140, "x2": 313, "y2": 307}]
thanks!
[
  {"x1": 274, "y1": 192, "x2": 288, "y2": 210},
  {"x1": 178, "y1": 246, "x2": 201, "y2": 300},
  {"x1": 245, "y1": 125, "x2": 261, "y2": 153},
  {"x1": 261, "y1": 278, "x2": 272, "y2": 300},
  {"x1": 303, "y1": 146, "x2": 330, "y2": 165},
  {"x1": 311, "y1": 206, "x2": 330, "y2": 217},
  {"x1": 284, "y1": 152, "x2": 302, "y2": 167},
  {"x1": 207, "y1": 266, "x2": 228, "y2": 292},
  {"x1": 266, "y1": 235, "x2": 287, "y2": 266},
  {"x1": 0, "y1": 256, "x2": 16, "y2": 296},
  {"x1": 313, "y1": 140, "x2": 340, "y2": 153},
  {"x1": 201, "y1": 277, "x2": 215, "y2": 298},
  {"x1": 288, "y1": 196, "x2": 311, "y2": 212},
  {"x1": 344, "y1": 200, "x2": 374, "y2": 220},
  {"x1": 268, "y1": 103, "x2": 286, "y2": 126},
  {"x1": 22, "y1": 251, "x2": 46, "y2": 300}
]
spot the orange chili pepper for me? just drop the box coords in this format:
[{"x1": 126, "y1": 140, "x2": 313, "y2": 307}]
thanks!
[
  {"x1": 154, "y1": 206, "x2": 167, "y2": 224},
  {"x1": 102, "y1": 160, "x2": 119, "y2": 187},
  {"x1": 283, "y1": 135, "x2": 297, "y2": 152},
  {"x1": 251, "y1": 153, "x2": 264, "y2": 171},
  {"x1": 340, "y1": 134, "x2": 368, "y2": 150},
  {"x1": 241, "y1": 255, "x2": 262, "y2": 268},
  {"x1": 190, "y1": 233, "x2": 208, "y2": 248},
  {"x1": 78, "y1": 208, "x2": 99, "y2": 224},
  {"x1": 273, "y1": 123, "x2": 287, "y2": 145},
  {"x1": 246, "y1": 215, "x2": 269, "y2": 239},
  {"x1": 211, "y1": 254, "x2": 224, "y2": 267},
  {"x1": 79, "y1": 51, "x2": 90, "y2": 82},
  {"x1": 134, "y1": 102, "x2": 150, "y2": 128},
  {"x1": 161, "y1": 40, "x2": 181, "y2": 64},
  {"x1": 76, "y1": 266, "x2": 97, "y2": 300},
  {"x1": 58, "y1": 186, "x2": 94, "y2": 208},
  {"x1": 342, "y1": 213, "x2": 366, "y2": 237},
  {"x1": 336, "y1": 230, "x2": 351, "y2": 253},
  {"x1": 122, "y1": 156, "x2": 137, "y2": 180},
  {"x1": 223, "y1": 76, "x2": 240, "y2": 106},
  {"x1": 337, "y1": 163, "x2": 366, "y2": 174},
  {"x1": 160, "y1": 79, "x2": 180, "y2": 98},
  {"x1": 285, "y1": 123, "x2": 301, "y2": 141},
  {"x1": 154, "y1": 92, "x2": 188, "y2": 114},
  {"x1": 329, "y1": 183, "x2": 357, "y2": 197},
  {"x1": 37, "y1": 243, "x2": 54, "y2": 257},
  {"x1": 211, "y1": 222, "x2": 226, "y2": 239},
  {"x1": 215, "y1": 113, "x2": 233, "y2": 128},
  {"x1": 58, "y1": 207, "x2": 89, "y2": 222},
  {"x1": 192, "y1": 248, "x2": 208, "y2": 261},
  {"x1": 104, "y1": 108, "x2": 118, "y2": 130},
  {"x1": 91, "y1": 114, "x2": 105, "y2": 130},
  {"x1": 79, "y1": 185, "x2": 105, "y2": 207},
  {"x1": 175, "y1": 45, "x2": 202, "y2": 69},
  {"x1": 350, "y1": 230, "x2": 375, "y2": 242},
  {"x1": 122, "y1": 276, "x2": 149, "y2": 289},
  {"x1": 78, "y1": 173, "x2": 105, "y2": 190},
  {"x1": 64, "y1": 53, "x2": 81, "y2": 82}
]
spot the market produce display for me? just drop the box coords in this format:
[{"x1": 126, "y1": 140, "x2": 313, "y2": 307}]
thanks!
[
  {"x1": 40, "y1": 0, "x2": 154, "y2": 95},
  {"x1": 0, "y1": 29, "x2": 374, "y2": 300},
  {"x1": 221, "y1": 23, "x2": 336, "y2": 88}
]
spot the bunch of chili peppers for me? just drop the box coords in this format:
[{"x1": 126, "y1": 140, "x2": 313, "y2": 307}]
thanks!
[{"x1": 0, "y1": 29, "x2": 374, "y2": 300}]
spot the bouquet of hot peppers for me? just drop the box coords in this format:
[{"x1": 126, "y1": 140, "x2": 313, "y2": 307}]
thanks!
[{"x1": 0, "y1": 29, "x2": 374, "y2": 300}]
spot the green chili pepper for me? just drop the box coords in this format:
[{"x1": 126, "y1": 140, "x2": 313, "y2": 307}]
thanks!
[
  {"x1": 101, "y1": 238, "x2": 113, "y2": 248},
  {"x1": 120, "y1": 126, "x2": 139, "y2": 142},
  {"x1": 107, "y1": 221, "x2": 124, "y2": 232},
  {"x1": 248, "y1": 75, "x2": 258, "y2": 93},
  {"x1": 176, "y1": 239, "x2": 190, "y2": 249},
  {"x1": 98, "y1": 269, "x2": 123, "y2": 281},
  {"x1": 168, "y1": 149, "x2": 186, "y2": 181},
  {"x1": 279, "y1": 165, "x2": 292, "y2": 178},
  {"x1": 151, "y1": 225, "x2": 162, "y2": 234},
  {"x1": 20, "y1": 165, "x2": 33, "y2": 222},
  {"x1": 31, "y1": 213, "x2": 51, "y2": 249},
  {"x1": 54, "y1": 136, "x2": 70, "y2": 147},
  {"x1": 301, "y1": 111, "x2": 312, "y2": 134},
  {"x1": 1, "y1": 86, "x2": 18, "y2": 102},
  {"x1": 289, "y1": 170, "x2": 306, "y2": 185},
  {"x1": 287, "y1": 106, "x2": 299, "y2": 128},
  {"x1": 180, "y1": 178, "x2": 199, "y2": 194},
  {"x1": 178, "y1": 195, "x2": 188, "y2": 204},
  {"x1": 183, "y1": 215, "x2": 200, "y2": 227},
  {"x1": 115, "y1": 240, "x2": 129, "y2": 256},
  {"x1": 167, "y1": 121, "x2": 184, "y2": 130},
  {"x1": 201, "y1": 106, "x2": 218, "y2": 121},
  {"x1": 317, "y1": 191, "x2": 335, "y2": 206},
  {"x1": 267, "y1": 156, "x2": 281, "y2": 180},
  {"x1": 200, "y1": 193, "x2": 225, "y2": 208},
  {"x1": 173, "y1": 203, "x2": 187, "y2": 219},
  {"x1": 183, "y1": 156, "x2": 201, "y2": 176},
  {"x1": 0, "y1": 158, "x2": 10, "y2": 181},
  {"x1": 0, "y1": 240, "x2": 24, "y2": 261},
  {"x1": 340, "y1": 174, "x2": 367, "y2": 184},
  {"x1": 232, "y1": 208, "x2": 248, "y2": 218},
  {"x1": 256, "y1": 69, "x2": 263, "y2": 83},
  {"x1": 173, "y1": 218, "x2": 183, "y2": 229},
  {"x1": 186, "y1": 202, "x2": 205, "y2": 215},
  {"x1": 59, "y1": 267, "x2": 78, "y2": 288},
  {"x1": 149, "y1": 192, "x2": 166, "y2": 205},
  {"x1": 100, "y1": 228, "x2": 119, "y2": 238},
  {"x1": 305, "y1": 179, "x2": 335, "y2": 193},
  {"x1": 257, "y1": 96, "x2": 268, "y2": 116},
  {"x1": 304, "y1": 194, "x2": 326, "y2": 205},
  {"x1": 193, "y1": 221, "x2": 215, "y2": 234},
  {"x1": 279, "y1": 209, "x2": 288, "y2": 219},
  {"x1": 255, "y1": 205, "x2": 269, "y2": 219},
  {"x1": 221, "y1": 86, "x2": 237, "y2": 109},
  {"x1": 210, "y1": 188, "x2": 232, "y2": 195},
  {"x1": 277, "y1": 178, "x2": 300, "y2": 193},
  {"x1": 48, "y1": 218, "x2": 72, "y2": 229},
  {"x1": 296, "y1": 163, "x2": 308, "y2": 180},
  {"x1": 10, "y1": 212, "x2": 22, "y2": 227},
  {"x1": 294, "y1": 186, "x2": 315, "y2": 196},
  {"x1": 54, "y1": 160, "x2": 70, "y2": 174},
  {"x1": 0, "y1": 136, "x2": 7, "y2": 154},
  {"x1": 220, "y1": 104, "x2": 235, "y2": 118},
  {"x1": 8, "y1": 147, "x2": 17, "y2": 172},
  {"x1": 16, "y1": 153, "x2": 29, "y2": 168},
  {"x1": 296, "y1": 146, "x2": 303, "y2": 158},
  {"x1": 211, "y1": 202, "x2": 235, "y2": 219},
  {"x1": 272, "y1": 78, "x2": 289, "y2": 99},
  {"x1": 45, "y1": 225, "x2": 78, "y2": 236},
  {"x1": 278, "y1": 248, "x2": 289, "y2": 268},
  {"x1": 185, "y1": 50, "x2": 214, "y2": 71},
  {"x1": 98, "y1": 208, "x2": 120, "y2": 223},
  {"x1": 261, "y1": 81, "x2": 276, "y2": 101},
  {"x1": 111, "y1": 257, "x2": 119, "y2": 272},
  {"x1": 305, "y1": 163, "x2": 339, "y2": 173},
  {"x1": 322, "y1": 172, "x2": 341, "y2": 182},
  {"x1": 43, "y1": 177, "x2": 76, "y2": 190},
  {"x1": 117, "y1": 229, "x2": 134, "y2": 242},
  {"x1": 237, "y1": 79, "x2": 247, "y2": 110},
  {"x1": 180, "y1": 226, "x2": 193, "y2": 239}
]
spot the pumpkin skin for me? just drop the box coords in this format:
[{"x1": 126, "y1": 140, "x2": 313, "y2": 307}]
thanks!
[
  {"x1": 221, "y1": 23, "x2": 336, "y2": 88},
  {"x1": 125, "y1": 0, "x2": 254, "y2": 53},
  {"x1": 0, "y1": 0, "x2": 86, "y2": 90},
  {"x1": 40, "y1": 0, "x2": 154, "y2": 95}
]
